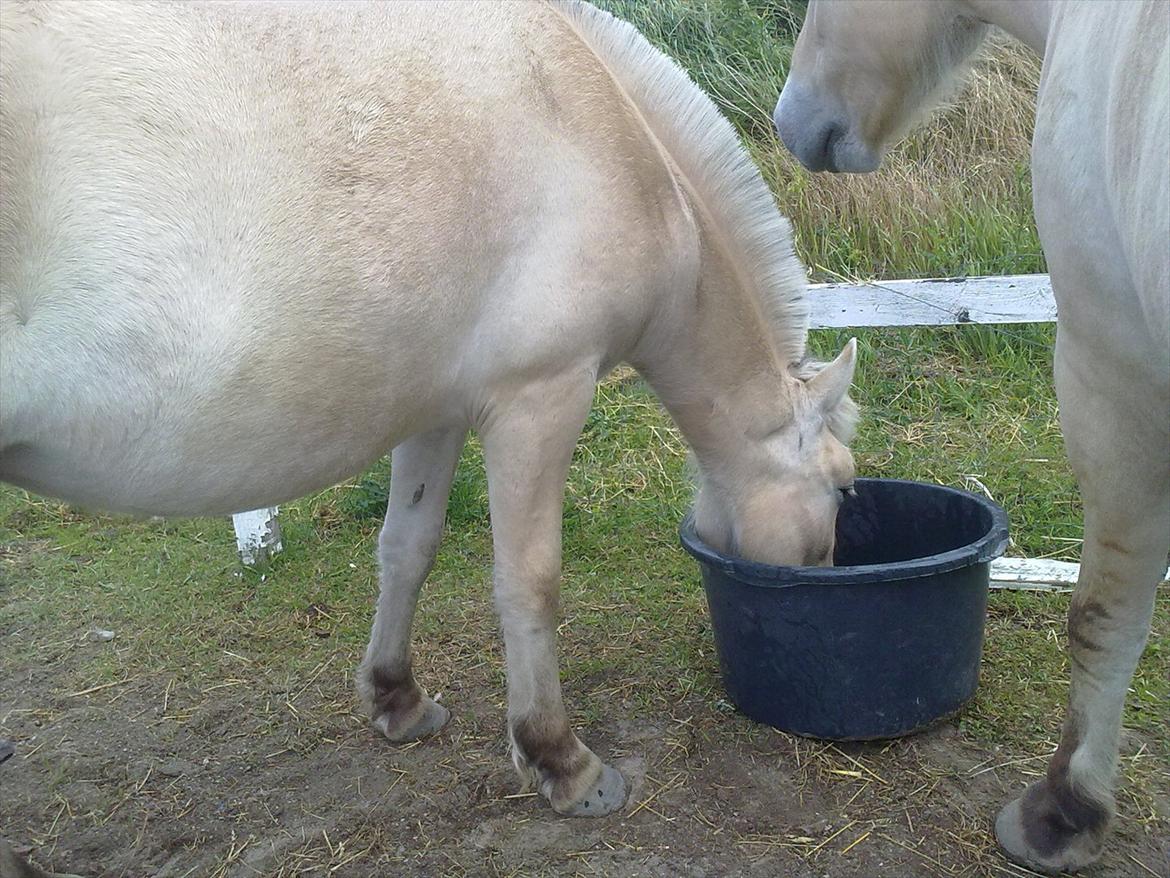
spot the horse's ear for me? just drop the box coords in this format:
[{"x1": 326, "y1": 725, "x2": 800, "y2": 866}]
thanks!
[{"x1": 807, "y1": 338, "x2": 857, "y2": 413}]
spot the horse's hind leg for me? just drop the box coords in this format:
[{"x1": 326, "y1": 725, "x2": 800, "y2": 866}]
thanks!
[
  {"x1": 357, "y1": 427, "x2": 467, "y2": 742},
  {"x1": 480, "y1": 369, "x2": 627, "y2": 817},
  {"x1": 995, "y1": 339, "x2": 1169, "y2": 873}
]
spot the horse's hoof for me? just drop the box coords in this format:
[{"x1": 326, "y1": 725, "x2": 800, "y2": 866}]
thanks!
[
  {"x1": 995, "y1": 783, "x2": 1107, "y2": 875},
  {"x1": 555, "y1": 762, "x2": 627, "y2": 818},
  {"x1": 373, "y1": 697, "x2": 450, "y2": 743},
  {"x1": 357, "y1": 663, "x2": 451, "y2": 743}
]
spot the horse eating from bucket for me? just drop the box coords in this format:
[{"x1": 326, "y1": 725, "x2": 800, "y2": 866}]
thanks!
[
  {"x1": 0, "y1": 0, "x2": 858, "y2": 858},
  {"x1": 774, "y1": 1, "x2": 1169, "y2": 872}
]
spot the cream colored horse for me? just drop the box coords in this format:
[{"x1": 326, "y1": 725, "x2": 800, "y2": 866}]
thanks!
[
  {"x1": 0, "y1": 0, "x2": 857, "y2": 844},
  {"x1": 775, "y1": 1, "x2": 1169, "y2": 873}
]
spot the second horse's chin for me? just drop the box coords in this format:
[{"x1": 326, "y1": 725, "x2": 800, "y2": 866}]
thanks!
[{"x1": 828, "y1": 139, "x2": 882, "y2": 174}]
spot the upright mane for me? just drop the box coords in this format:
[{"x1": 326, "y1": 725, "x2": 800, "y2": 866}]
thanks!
[{"x1": 551, "y1": 0, "x2": 810, "y2": 366}]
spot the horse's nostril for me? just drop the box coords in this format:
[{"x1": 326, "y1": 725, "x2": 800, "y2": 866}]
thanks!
[{"x1": 821, "y1": 123, "x2": 843, "y2": 172}]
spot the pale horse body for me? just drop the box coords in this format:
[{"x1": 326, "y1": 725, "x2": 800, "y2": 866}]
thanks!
[
  {"x1": 0, "y1": 0, "x2": 858, "y2": 829},
  {"x1": 776, "y1": 0, "x2": 1169, "y2": 873}
]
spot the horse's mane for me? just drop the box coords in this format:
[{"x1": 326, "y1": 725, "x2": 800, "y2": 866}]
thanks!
[{"x1": 550, "y1": 0, "x2": 809, "y2": 368}]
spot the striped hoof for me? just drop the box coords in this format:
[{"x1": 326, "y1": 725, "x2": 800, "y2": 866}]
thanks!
[{"x1": 995, "y1": 782, "x2": 1108, "y2": 874}]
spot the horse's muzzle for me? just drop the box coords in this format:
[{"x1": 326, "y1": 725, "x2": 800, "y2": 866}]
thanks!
[{"x1": 773, "y1": 81, "x2": 880, "y2": 174}]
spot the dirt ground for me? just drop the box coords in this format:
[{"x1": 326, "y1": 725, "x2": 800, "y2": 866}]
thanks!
[{"x1": 2, "y1": 647, "x2": 1167, "y2": 878}]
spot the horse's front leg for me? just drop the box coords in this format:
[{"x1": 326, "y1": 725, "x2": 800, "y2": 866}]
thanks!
[
  {"x1": 357, "y1": 427, "x2": 467, "y2": 741},
  {"x1": 480, "y1": 369, "x2": 627, "y2": 816},
  {"x1": 995, "y1": 339, "x2": 1169, "y2": 873}
]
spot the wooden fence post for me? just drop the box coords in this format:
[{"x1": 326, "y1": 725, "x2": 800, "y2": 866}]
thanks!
[{"x1": 232, "y1": 507, "x2": 282, "y2": 566}]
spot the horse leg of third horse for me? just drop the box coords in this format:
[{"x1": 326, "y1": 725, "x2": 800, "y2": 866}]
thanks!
[
  {"x1": 995, "y1": 335, "x2": 1170, "y2": 873},
  {"x1": 358, "y1": 427, "x2": 467, "y2": 741}
]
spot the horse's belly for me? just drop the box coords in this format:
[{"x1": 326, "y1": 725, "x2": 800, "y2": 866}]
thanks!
[
  {"x1": 0, "y1": 432, "x2": 374, "y2": 518},
  {"x1": 0, "y1": 349, "x2": 438, "y2": 516},
  {"x1": 0, "y1": 250, "x2": 472, "y2": 516}
]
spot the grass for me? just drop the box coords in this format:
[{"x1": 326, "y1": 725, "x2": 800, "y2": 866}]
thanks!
[{"x1": 1, "y1": 0, "x2": 1166, "y2": 857}]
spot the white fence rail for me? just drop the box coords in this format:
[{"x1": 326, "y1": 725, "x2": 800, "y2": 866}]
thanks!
[
  {"x1": 228, "y1": 273, "x2": 1169, "y2": 589},
  {"x1": 806, "y1": 273, "x2": 1056, "y2": 328}
]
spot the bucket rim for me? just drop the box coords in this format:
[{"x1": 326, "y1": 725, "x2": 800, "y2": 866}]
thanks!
[{"x1": 679, "y1": 477, "x2": 1009, "y2": 587}]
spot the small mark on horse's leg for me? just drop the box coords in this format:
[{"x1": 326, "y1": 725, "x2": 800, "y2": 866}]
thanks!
[
  {"x1": 1068, "y1": 599, "x2": 1110, "y2": 626},
  {"x1": 411, "y1": 483, "x2": 425, "y2": 505},
  {"x1": 1067, "y1": 626, "x2": 1102, "y2": 652},
  {"x1": 1067, "y1": 598, "x2": 1109, "y2": 652},
  {"x1": 1097, "y1": 537, "x2": 1130, "y2": 556}
]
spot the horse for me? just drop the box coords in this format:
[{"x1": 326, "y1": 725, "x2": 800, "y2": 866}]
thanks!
[
  {"x1": 774, "y1": 1, "x2": 1169, "y2": 872},
  {"x1": 0, "y1": 0, "x2": 858, "y2": 851}
]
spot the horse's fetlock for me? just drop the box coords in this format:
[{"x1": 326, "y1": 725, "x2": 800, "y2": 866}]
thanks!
[
  {"x1": 359, "y1": 662, "x2": 450, "y2": 743},
  {"x1": 357, "y1": 662, "x2": 418, "y2": 714},
  {"x1": 508, "y1": 716, "x2": 626, "y2": 816}
]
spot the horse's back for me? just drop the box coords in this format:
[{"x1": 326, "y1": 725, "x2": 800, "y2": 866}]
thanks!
[{"x1": 0, "y1": 1, "x2": 689, "y2": 514}]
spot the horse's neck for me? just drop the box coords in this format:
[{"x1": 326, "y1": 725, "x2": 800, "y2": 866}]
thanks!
[
  {"x1": 635, "y1": 240, "x2": 795, "y2": 468},
  {"x1": 963, "y1": 0, "x2": 1052, "y2": 55}
]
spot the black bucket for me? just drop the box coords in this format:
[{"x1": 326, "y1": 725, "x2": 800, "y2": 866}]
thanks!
[{"x1": 680, "y1": 478, "x2": 1009, "y2": 741}]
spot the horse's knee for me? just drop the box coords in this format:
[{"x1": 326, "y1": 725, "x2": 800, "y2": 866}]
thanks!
[
  {"x1": 1066, "y1": 554, "x2": 1160, "y2": 678},
  {"x1": 377, "y1": 520, "x2": 441, "y2": 583}
]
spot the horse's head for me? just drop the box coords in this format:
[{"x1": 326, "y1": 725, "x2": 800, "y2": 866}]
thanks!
[
  {"x1": 692, "y1": 339, "x2": 858, "y2": 568},
  {"x1": 773, "y1": 0, "x2": 988, "y2": 173}
]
